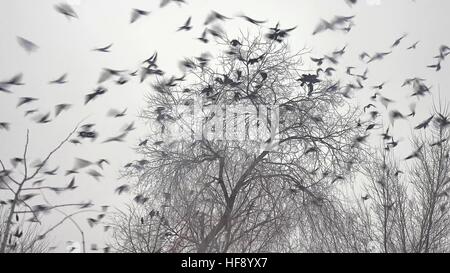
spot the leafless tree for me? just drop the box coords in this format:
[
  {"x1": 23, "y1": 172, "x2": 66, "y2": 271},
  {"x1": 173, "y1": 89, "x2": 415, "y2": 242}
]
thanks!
[
  {"x1": 0, "y1": 125, "x2": 94, "y2": 253},
  {"x1": 112, "y1": 32, "x2": 367, "y2": 253}
]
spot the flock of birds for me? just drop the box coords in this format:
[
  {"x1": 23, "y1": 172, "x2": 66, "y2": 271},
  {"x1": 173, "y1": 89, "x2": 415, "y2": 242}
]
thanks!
[{"x1": 0, "y1": 0, "x2": 449, "y2": 252}]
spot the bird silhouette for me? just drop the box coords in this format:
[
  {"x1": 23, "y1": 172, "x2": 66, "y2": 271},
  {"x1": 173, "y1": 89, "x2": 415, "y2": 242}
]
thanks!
[
  {"x1": 17, "y1": 37, "x2": 39, "y2": 53},
  {"x1": 54, "y1": 3, "x2": 78, "y2": 19},
  {"x1": 178, "y1": 17, "x2": 193, "y2": 31},
  {"x1": 49, "y1": 73, "x2": 68, "y2": 84},
  {"x1": 130, "y1": 9, "x2": 150, "y2": 24},
  {"x1": 93, "y1": 44, "x2": 113, "y2": 53}
]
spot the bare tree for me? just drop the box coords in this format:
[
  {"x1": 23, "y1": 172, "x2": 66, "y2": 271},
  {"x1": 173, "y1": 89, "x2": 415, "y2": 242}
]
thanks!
[
  {"x1": 319, "y1": 102, "x2": 450, "y2": 253},
  {"x1": 0, "y1": 126, "x2": 94, "y2": 253},
  {"x1": 112, "y1": 32, "x2": 367, "y2": 253}
]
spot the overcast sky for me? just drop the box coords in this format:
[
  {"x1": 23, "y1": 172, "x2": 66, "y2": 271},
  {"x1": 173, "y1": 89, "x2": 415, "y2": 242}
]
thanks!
[{"x1": 1, "y1": 0, "x2": 449, "y2": 252}]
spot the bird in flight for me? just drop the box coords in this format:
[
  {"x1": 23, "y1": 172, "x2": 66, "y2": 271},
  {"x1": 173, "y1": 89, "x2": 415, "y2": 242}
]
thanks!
[
  {"x1": 93, "y1": 44, "x2": 113, "y2": 53},
  {"x1": 178, "y1": 17, "x2": 193, "y2": 31},
  {"x1": 130, "y1": 9, "x2": 150, "y2": 24},
  {"x1": 17, "y1": 37, "x2": 39, "y2": 53}
]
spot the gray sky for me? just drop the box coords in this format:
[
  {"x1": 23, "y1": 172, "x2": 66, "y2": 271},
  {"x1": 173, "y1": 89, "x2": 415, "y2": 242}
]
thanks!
[{"x1": 1, "y1": 0, "x2": 449, "y2": 252}]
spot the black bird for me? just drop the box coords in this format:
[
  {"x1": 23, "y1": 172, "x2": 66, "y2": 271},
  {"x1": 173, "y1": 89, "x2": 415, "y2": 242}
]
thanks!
[
  {"x1": 55, "y1": 104, "x2": 72, "y2": 117},
  {"x1": 66, "y1": 178, "x2": 77, "y2": 190},
  {"x1": 97, "y1": 159, "x2": 110, "y2": 169},
  {"x1": 49, "y1": 73, "x2": 68, "y2": 84},
  {"x1": 98, "y1": 68, "x2": 126, "y2": 83},
  {"x1": 363, "y1": 104, "x2": 376, "y2": 112},
  {"x1": 352, "y1": 135, "x2": 370, "y2": 147},
  {"x1": 436, "y1": 113, "x2": 450, "y2": 128},
  {"x1": 198, "y1": 29, "x2": 209, "y2": 43},
  {"x1": 54, "y1": 3, "x2": 78, "y2": 19},
  {"x1": 130, "y1": 9, "x2": 150, "y2": 24},
  {"x1": 431, "y1": 138, "x2": 448, "y2": 147},
  {"x1": 204, "y1": 10, "x2": 230, "y2": 25},
  {"x1": 238, "y1": 14, "x2": 267, "y2": 25},
  {"x1": 178, "y1": 17, "x2": 192, "y2": 31},
  {"x1": 265, "y1": 23, "x2": 297, "y2": 42},
  {"x1": 407, "y1": 103, "x2": 417, "y2": 117},
  {"x1": 381, "y1": 128, "x2": 392, "y2": 141},
  {"x1": 160, "y1": 0, "x2": 186, "y2": 8},
  {"x1": 85, "y1": 87, "x2": 108, "y2": 105},
  {"x1": 407, "y1": 41, "x2": 420, "y2": 50},
  {"x1": 139, "y1": 139, "x2": 148, "y2": 146},
  {"x1": 389, "y1": 110, "x2": 405, "y2": 126},
  {"x1": 427, "y1": 62, "x2": 441, "y2": 72},
  {"x1": 115, "y1": 185, "x2": 130, "y2": 195},
  {"x1": 1, "y1": 73, "x2": 25, "y2": 86},
  {"x1": 17, "y1": 97, "x2": 38, "y2": 108},
  {"x1": 362, "y1": 194, "x2": 371, "y2": 201},
  {"x1": 366, "y1": 124, "x2": 377, "y2": 131},
  {"x1": 405, "y1": 145, "x2": 424, "y2": 160},
  {"x1": 17, "y1": 37, "x2": 39, "y2": 53},
  {"x1": 414, "y1": 115, "x2": 434, "y2": 130},
  {"x1": 87, "y1": 169, "x2": 103, "y2": 181},
  {"x1": 372, "y1": 82, "x2": 386, "y2": 90},
  {"x1": 391, "y1": 34, "x2": 408, "y2": 48},
  {"x1": 93, "y1": 44, "x2": 113, "y2": 53},
  {"x1": 24, "y1": 109, "x2": 38, "y2": 117},
  {"x1": 78, "y1": 131, "x2": 98, "y2": 140},
  {"x1": 367, "y1": 52, "x2": 392, "y2": 63},
  {"x1": 107, "y1": 108, "x2": 127, "y2": 118},
  {"x1": 311, "y1": 57, "x2": 324, "y2": 66},
  {"x1": 102, "y1": 132, "x2": 128, "y2": 143},
  {"x1": 35, "y1": 113, "x2": 52, "y2": 124},
  {"x1": 44, "y1": 167, "x2": 59, "y2": 176},
  {"x1": 134, "y1": 194, "x2": 149, "y2": 204},
  {"x1": 0, "y1": 84, "x2": 11, "y2": 93}
]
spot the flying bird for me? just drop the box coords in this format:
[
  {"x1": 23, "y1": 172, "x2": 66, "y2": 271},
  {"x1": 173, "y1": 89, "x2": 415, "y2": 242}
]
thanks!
[
  {"x1": 238, "y1": 14, "x2": 267, "y2": 25},
  {"x1": 414, "y1": 115, "x2": 434, "y2": 130},
  {"x1": 130, "y1": 9, "x2": 150, "y2": 24},
  {"x1": 17, "y1": 37, "x2": 39, "y2": 53},
  {"x1": 93, "y1": 44, "x2": 113, "y2": 53},
  {"x1": 177, "y1": 17, "x2": 193, "y2": 31},
  {"x1": 204, "y1": 11, "x2": 230, "y2": 25},
  {"x1": 49, "y1": 73, "x2": 68, "y2": 84},
  {"x1": 54, "y1": 3, "x2": 78, "y2": 19},
  {"x1": 55, "y1": 104, "x2": 72, "y2": 117}
]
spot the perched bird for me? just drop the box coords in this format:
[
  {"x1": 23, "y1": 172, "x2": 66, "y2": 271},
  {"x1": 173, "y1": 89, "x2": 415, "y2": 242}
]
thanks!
[{"x1": 134, "y1": 194, "x2": 149, "y2": 204}]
